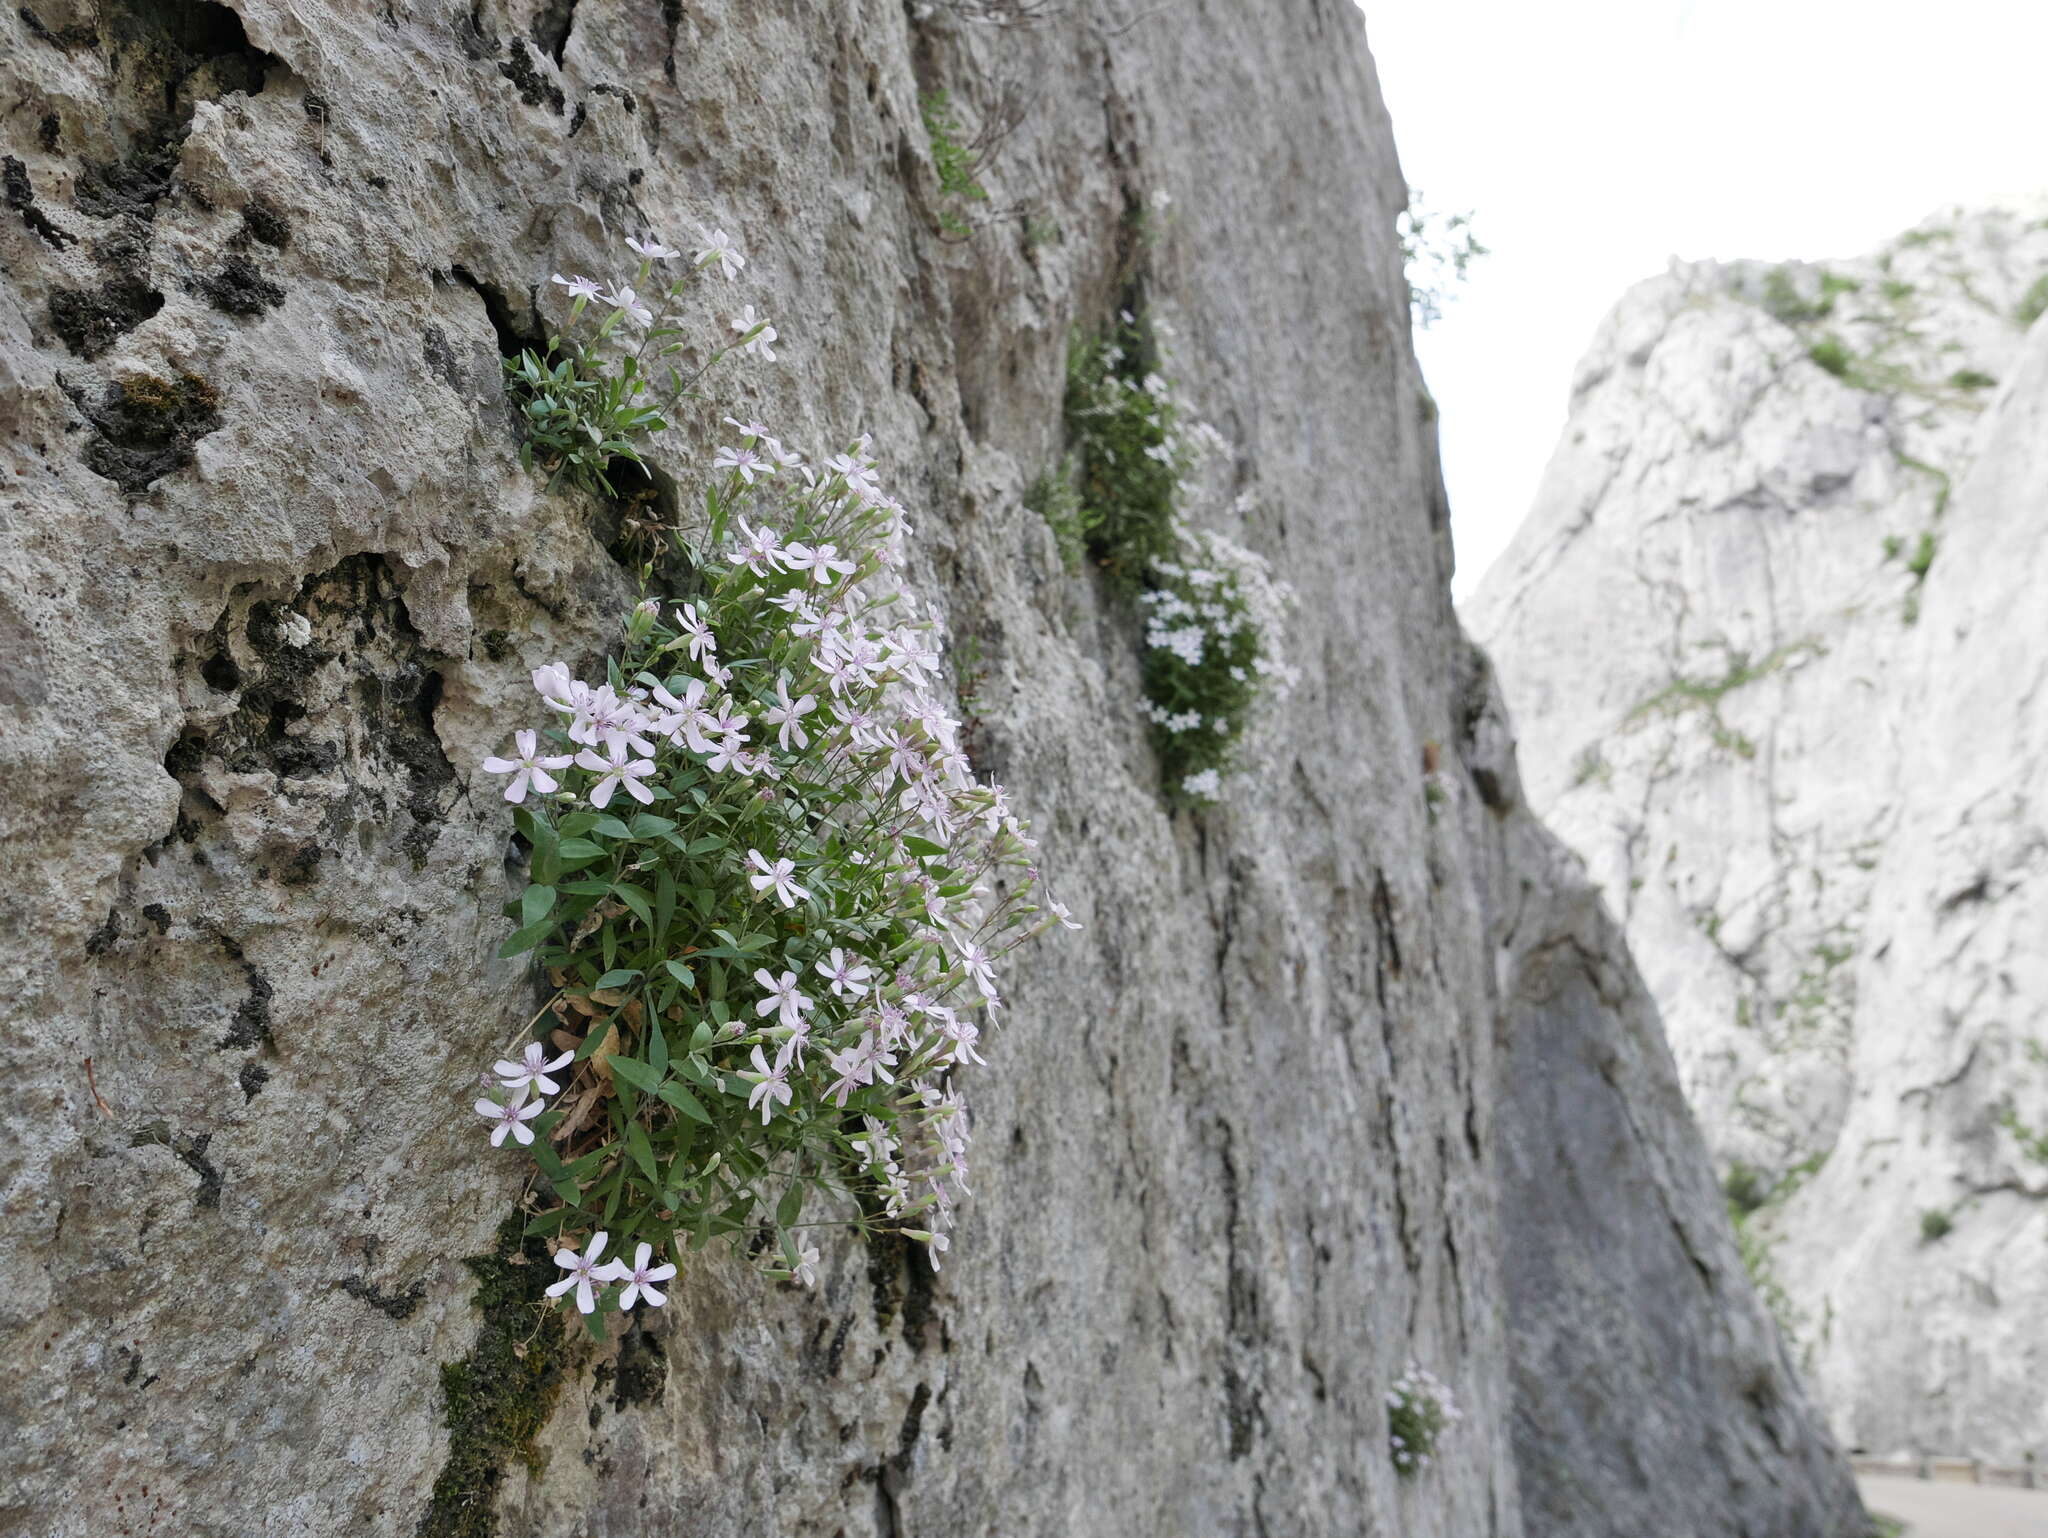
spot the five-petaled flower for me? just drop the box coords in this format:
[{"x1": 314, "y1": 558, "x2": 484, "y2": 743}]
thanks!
[
  {"x1": 626, "y1": 234, "x2": 679, "y2": 260},
  {"x1": 752, "y1": 967, "x2": 814, "y2": 1030},
  {"x1": 475, "y1": 1092, "x2": 545, "y2": 1147},
  {"x1": 694, "y1": 226, "x2": 745, "y2": 280},
  {"x1": 550, "y1": 272, "x2": 603, "y2": 301},
  {"x1": 575, "y1": 740, "x2": 658, "y2": 808},
  {"x1": 494, "y1": 1041, "x2": 576, "y2": 1097},
  {"x1": 604, "y1": 1241, "x2": 678, "y2": 1310},
  {"x1": 746, "y1": 849, "x2": 809, "y2": 908},
  {"x1": 815, "y1": 948, "x2": 872, "y2": 999},
  {"x1": 604, "y1": 284, "x2": 654, "y2": 328},
  {"x1": 481, "y1": 729, "x2": 574, "y2": 804},
  {"x1": 741, "y1": 1045, "x2": 792, "y2": 1124},
  {"x1": 547, "y1": 1232, "x2": 614, "y2": 1314},
  {"x1": 730, "y1": 305, "x2": 779, "y2": 360},
  {"x1": 762, "y1": 677, "x2": 817, "y2": 751}
]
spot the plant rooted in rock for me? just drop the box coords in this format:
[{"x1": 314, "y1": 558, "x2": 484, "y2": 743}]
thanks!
[{"x1": 1386, "y1": 1361, "x2": 1462, "y2": 1477}]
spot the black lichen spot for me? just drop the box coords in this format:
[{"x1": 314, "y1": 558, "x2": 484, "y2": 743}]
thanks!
[
  {"x1": 302, "y1": 90, "x2": 330, "y2": 123},
  {"x1": 530, "y1": 0, "x2": 574, "y2": 64},
  {"x1": 611, "y1": 1323, "x2": 666, "y2": 1409},
  {"x1": 237, "y1": 1060, "x2": 269, "y2": 1101},
  {"x1": 49, "y1": 278, "x2": 165, "y2": 358},
  {"x1": 200, "y1": 650, "x2": 241, "y2": 692},
  {"x1": 141, "y1": 903, "x2": 172, "y2": 934},
  {"x1": 4, "y1": 155, "x2": 76, "y2": 249},
  {"x1": 498, "y1": 39, "x2": 565, "y2": 114},
  {"x1": 422, "y1": 324, "x2": 464, "y2": 393},
  {"x1": 416, "y1": 1214, "x2": 567, "y2": 1538},
  {"x1": 69, "y1": 372, "x2": 220, "y2": 493},
  {"x1": 85, "y1": 907, "x2": 121, "y2": 956},
  {"x1": 18, "y1": 4, "x2": 98, "y2": 49},
  {"x1": 195, "y1": 253, "x2": 284, "y2": 316},
  {"x1": 130, "y1": 1122, "x2": 223, "y2": 1209},
  {"x1": 213, "y1": 933, "x2": 274, "y2": 1051},
  {"x1": 38, "y1": 113, "x2": 61, "y2": 151},
  {"x1": 341, "y1": 1273, "x2": 428, "y2": 1320},
  {"x1": 237, "y1": 194, "x2": 290, "y2": 248},
  {"x1": 277, "y1": 843, "x2": 323, "y2": 887}
]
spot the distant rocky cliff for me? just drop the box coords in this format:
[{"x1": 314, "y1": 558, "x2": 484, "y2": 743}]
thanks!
[
  {"x1": 1469, "y1": 206, "x2": 2048, "y2": 1463},
  {"x1": 1, "y1": 1, "x2": 1861, "y2": 1533}
]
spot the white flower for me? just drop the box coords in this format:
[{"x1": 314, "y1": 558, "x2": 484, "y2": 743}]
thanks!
[
  {"x1": 792, "y1": 1243, "x2": 821, "y2": 1289},
  {"x1": 804, "y1": 542, "x2": 856, "y2": 586},
  {"x1": 762, "y1": 677, "x2": 817, "y2": 751},
  {"x1": 955, "y1": 938, "x2": 998, "y2": 1001},
  {"x1": 704, "y1": 733, "x2": 748, "y2": 775},
  {"x1": 693, "y1": 226, "x2": 745, "y2": 280},
  {"x1": 494, "y1": 1040, "x2": 576, "y2": 1097},
  {"x1": 545, "y1": 1232, "x2": 613, "y2": 1314},
  {"x1": 626, "y1": 234, "x2": 679, "y2": 260},
  {"x1": 550, "y1": 272, "x2": 603, "y2": 301},
  {"x1": 752, "y1": 967, "x2": 814, "y2": 1031},
  {"x1": 713, "y1": 445, "x2": 769, "y2": 483},
  {"x1": 604, "y1": 284, "x2": 654, "y2": 328},
  {"x1": 732, "y1": 516, "x2": 785, "y2": 573},
  {"x1": 730, "y1": 304, "x2": 778, "y2": 360},
  {"x1": 481, "y1": 729, "x2": 574, "y2": 804},
  {"x1": 815, "y1": 947, "x2": 872, "y2": 999},
  {"x1": 673, "y1": 602, "x2": 716, "y2": 662},
  {"x1": 1049, "y1": 898, "x2": 1083, "y2": 931},
  {"x1": 723, "y1": 415, "x2": 771, "y2": 439},
  {"x1": 741, "y1": 1044, "x2": 792, "y2": 1124},
  {"x1": 746, "y1": 849, "x2": 809, "y2": 908},
  {"x1": 575, "y1": 740, "x2": 657, "y2": 808},
  {"x1": 533, "y1": 662, "x2": 581, "y2": 714},
  {"x1": 603, "y1": 1241, "x2": 678, "y2": 1309},
  {"x1": 475, "y1": 1092, "x2": 545, "y2": 1147},
  {"x1": 1181, "y1": 768, "x2": 1222, "y2": 801}
]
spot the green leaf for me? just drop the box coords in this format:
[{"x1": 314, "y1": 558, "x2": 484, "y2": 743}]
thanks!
[
  {"x1": 591, "y1": 815, "x2": 636, "y2": 840},
  {"x1": 657, "y1": 1079, "x2": 713, "y2": 1124},
  {"x1": 775, "y1": 1184, "x2": 804, "y2": 1229},
  {"x1": 626, "y1": 1121, "x2": 660, "y2": 1183},
  {"x1": 556, "y1": 837, "x2": 608, "y2": 860},
  {"x1": 631, "y1": 814, "x2": 678, "y2": 837},
  {"x1": 606, "y1": 1054, "x2": 663, "y2": 1093},
  {"x1": 648, "y1": 1018, "x2": 669, "y2": 1077},
  {"x1": 498, "y1": 919, "x2": 555, "y2": 959},
  {"x1": 903, "y1": 835, "x2": 948, "y2": 859},
  {"x1": 664, "y1": 959, "x2": 697, "y2": 988},
  {"x1": 615, "y1": 882, "x2": 655, "y2": 930},
  {"x1": 593, "y1": 968, "x2": 641, "y2": 989},
  {"x1": 521, "y1": 884, "x2": 558, "y2": 928}
]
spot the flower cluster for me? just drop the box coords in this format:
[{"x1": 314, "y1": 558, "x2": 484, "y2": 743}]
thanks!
[
  {"x1": 1056, "y1": 310, "x2": 1294, "y2": 805},
  {"x1": 473, "y1": 343, "x2": 1071, "y2": 1325},
  {"x1": 1386, "y1": 1361, "x2": 1463, "y2": 1476},
  {"x1": 504, "y1": 225, "x2": 775, "y2": 496}
]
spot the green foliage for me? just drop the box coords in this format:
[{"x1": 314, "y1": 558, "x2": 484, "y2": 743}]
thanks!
[
  {"x1": 1761, "y1": 264, "x2": 1832, "y2": 325},
  {"x1": 1386, "y1": 1363, "x2": 1460, "y2": 1476},
  {"x1": 1997, "y1": 1101, "x2": 2048, "y2": 1165},
  {"x1": 1024, "y1": 462, "x2": 1086, "y2": 572},
  {"x1": 418, "y1": 1215, "x2": 567, "y2": 1538},
  {"x1": 1062, "y1": 321, "x2": 1190, "y2": 584},
  {"x1": 1625, "y1": 637, "x2": 1823, "y2": 755},
  {"x1": 1398, "y1": 189, "x2": 1487, "y2": 329},
  {"x1": 1880, "y1": 278, "x2": 1917, "y2": 303},
  {"x1": 506, "y1": 344, "x2": 669, "y2": 496},
  {"x1": 921, "y1": 91, "x2": 988, "y2": 236},
  {"x1": 1819, "y1": 270, "x2": 1862, "y2": 299},
  {"x1": 2015, "y1": 273, "x2": 2048, "y2": 328},
  {"x1": 1906, "y1": 530, "x2": 1938, "y2": 581},
  {"x1": 1919, "y1": 1208, "x2": 1954, "y2": 1244},
  {"x1": 1057, "y1": 316, "x2": 1294, "y2": 805},
  {"x1": 1881, "y1": 534, "x2": 1904, "y2": 563},
  {"x1": 1569, "y1": 741, "x2": 1609, "y2": 788},
  {"x1": 1807, "y1": 336, "x2": 1854, "y2": 380},
  {"x1": 485, "y1": 447, "x2": 1052, "y2": 1299},
  {"x1": 1723, "y1": 1161, "x2": 1768, "y2": 1217},
  {"x1": 1948, "y1": 367, "x2": 1997, "y2": 391}
]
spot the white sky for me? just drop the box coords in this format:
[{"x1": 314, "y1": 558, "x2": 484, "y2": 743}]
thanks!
[{"x1": 1361, "y1": 0, "x2": 2048, "y2": 596}]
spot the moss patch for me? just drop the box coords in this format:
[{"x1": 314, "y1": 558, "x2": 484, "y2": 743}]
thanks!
[
  {"x1": 71, "y1": 371, "x2": 221, "y2": 493},
  {"x1": 415, "y1": 1214, "x2": 568, "y2": 1538}
]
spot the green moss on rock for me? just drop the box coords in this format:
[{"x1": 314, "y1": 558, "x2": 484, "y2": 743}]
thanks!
[{"x1": 416, "y1": 1214, "x2": 568, "y2": 1538}]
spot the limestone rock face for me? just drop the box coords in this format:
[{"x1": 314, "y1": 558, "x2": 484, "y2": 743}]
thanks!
[
  {"x1": 1468, "y1": 208, "x2": 2048, "y2": 1462},
  {"x1": 0, "y1": 1, "x2": 1860, "y2": 1534}
]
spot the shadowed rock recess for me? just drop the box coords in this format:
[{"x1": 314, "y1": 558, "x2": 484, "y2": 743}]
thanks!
[{"x1": 0, "y1": 2, "x2": 1863, "y2": 1535}]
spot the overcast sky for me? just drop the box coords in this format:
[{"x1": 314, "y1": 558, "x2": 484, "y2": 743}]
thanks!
[{"x1": 1361, "y1": 0, "x2": 2048, "y2": 597}]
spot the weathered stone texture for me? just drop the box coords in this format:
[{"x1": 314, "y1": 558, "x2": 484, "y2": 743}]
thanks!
[
  {"x1": 0, "y1": 1, "x2": 1861, "y2": 1534},
  {"x1": 1469, "y1": 209, "x2": 2048, "y2": 1461}
]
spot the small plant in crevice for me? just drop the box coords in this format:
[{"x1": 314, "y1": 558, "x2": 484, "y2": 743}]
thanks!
[
  {"x1": 472, "y1": 231, "x2": 1073, "y2": 1335},
  {"x1": 1053, "y1": 309, "x2": 1296, "y2": 805},
  {"x1": 2016, "y1": 273, "x2": 2048, "y2": 329},
  {"x1": 1386, "y1": 1362, "x2": 1462, "y2": 1477},
  {"x1": 1398, "y1": 189, "x2": 1487, "y2": 330},
  {"x1": 1807, "y1": 335, "x2": 1854, "y2": 381},
  {"x1": 502, "y1": 227, "x2": 767, "y2": 497},
  {"x1": 920, "y1": 90, "x2": 989, "y2": 237},
  {"x1": 1918, "y1": 1207, "x2": 1954, "y2": 1244}
]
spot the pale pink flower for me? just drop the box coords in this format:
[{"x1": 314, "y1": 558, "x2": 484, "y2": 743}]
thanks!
[
  {"x1": 746, "y1": 849, "x2": 809, "y2": 908},
  {"x1": 481, "y1": 729, "x2": 574, "y2": 804},
  {"x1": 546, "y1": 1232, "x2": 613, "y2": 1314},
  {"x1": 575, "y1": 740, "x2": 657, "y2": 808},
  {"x1": 494, "y1": 1041, "x2": 576, "y2": 1097},
  {"x1": 475, "y1": 1092, "x2": 545, "y2": 1147},
  {"x1": 603, "y1": 1241, "x2": 677, "y2": 1309}
]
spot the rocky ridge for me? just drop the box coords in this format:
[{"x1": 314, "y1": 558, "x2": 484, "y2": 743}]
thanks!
[
  {"x1": 1468, "y1": 205, "x2": 2048, "y2": 1462},
  {"x1": 1, "y1": 1, "x2": 1862, "y2": 1534}
]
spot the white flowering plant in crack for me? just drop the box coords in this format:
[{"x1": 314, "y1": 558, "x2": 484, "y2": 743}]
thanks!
[
  {"x1": 1057, "y1": 308, "x2": 1296, "y2": 805},
  {"x1": 1386, "y1": 1361, "x2": 1462, "y2": 1476},
  {"x1": 474, "y1": 254, "x2": 1073, "y2": 1331},
  {"x1": 504, "y1": 226, "x2": 772, "y2": 496}
]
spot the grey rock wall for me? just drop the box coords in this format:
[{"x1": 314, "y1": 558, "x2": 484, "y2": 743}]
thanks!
[
  {"x1": 0, "y1": 1, "x2": 1861, "y2": 1534},
  {"x1": 1468, "y1": 209, "x2": 2048, "y2": 1464}
]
